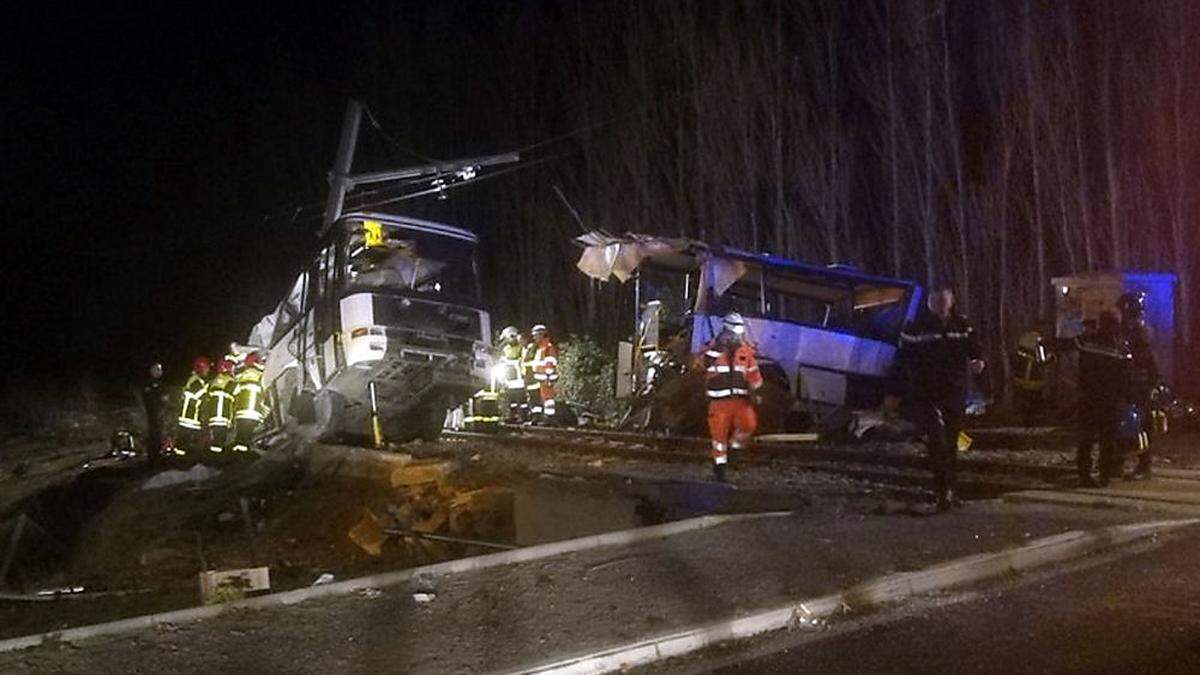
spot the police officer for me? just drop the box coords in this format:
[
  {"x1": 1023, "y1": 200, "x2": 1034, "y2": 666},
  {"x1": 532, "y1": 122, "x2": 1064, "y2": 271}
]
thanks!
[
  {"x1": 1117, "y1": 292, "x2": 1160, "y2": 479},
  {"x1": 1073, "y1": 311, "x2": 1131, "y2": 487},
  {"x1": 893, "y1": 288, "x2": 985, "y2": 511},
  {"x1": 141, "y1": 362, "x2": 168, "y2": 466}
]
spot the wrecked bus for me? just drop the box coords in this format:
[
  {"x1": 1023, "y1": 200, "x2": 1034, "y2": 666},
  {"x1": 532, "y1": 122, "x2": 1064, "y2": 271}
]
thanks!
[
  {"x1": 575, "y1": 232, "x2": 922, "y2": 432},
  {"x1": 251, "y1": 212, "x2": 492, "y2": 442}
]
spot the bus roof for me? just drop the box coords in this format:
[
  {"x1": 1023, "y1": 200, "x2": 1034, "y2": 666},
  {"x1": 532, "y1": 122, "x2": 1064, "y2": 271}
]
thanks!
[{"x1": 338, "y1": 212, "x2": 479, "y2": 244}]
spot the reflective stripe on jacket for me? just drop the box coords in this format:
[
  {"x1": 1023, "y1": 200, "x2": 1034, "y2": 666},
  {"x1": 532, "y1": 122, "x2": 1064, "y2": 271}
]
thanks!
[
  {"x1": 178, "y1": 373, "x2": 208, "y2": 429},
  {"x1": 699, "y1": 339, "x2": 762, "y2": 400},
  {"x1": 532, "y1": 341, "x2": 559, "y2": 383},
  {"x1": 203, "y1": 372, "x2": 235, "y2": 427},
  {"x1": 233, "y1": 367, "x2": 268, "y2": 423}
]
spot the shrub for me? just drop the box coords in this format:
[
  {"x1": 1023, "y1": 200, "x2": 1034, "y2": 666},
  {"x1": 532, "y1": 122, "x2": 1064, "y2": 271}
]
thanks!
[{"x1": 557, "y1": 335, "x2": 619, "y2": 424}]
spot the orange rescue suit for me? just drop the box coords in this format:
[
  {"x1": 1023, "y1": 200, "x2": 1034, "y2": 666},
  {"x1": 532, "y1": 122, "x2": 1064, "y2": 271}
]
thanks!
[{"x1": 698, "y1": 338, "x2": 763, "y2": 465}]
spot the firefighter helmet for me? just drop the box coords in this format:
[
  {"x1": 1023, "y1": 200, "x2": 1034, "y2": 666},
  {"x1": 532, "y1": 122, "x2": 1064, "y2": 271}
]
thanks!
[
  {"x1": 723, "y1": 312, "x2": 746, "y2": 335},
  {"x1": 244, "y1": 352, "x2": 264, "y2": 370},
  {"x1": 499, "y1": 326, "x2": 520, "y2": 342},
  {"x1": 192, "y1": 357, "x2": 212, "y2": 375},
  {"x1": 530, "y1": 324, "x2": 548, "y2": 337},
  {"x1": 217, "y1": 358, "x2": 234, "y2": 374},
  {"x1": 1117, "y1": 292, "x2": 1146, "y2": 320}
]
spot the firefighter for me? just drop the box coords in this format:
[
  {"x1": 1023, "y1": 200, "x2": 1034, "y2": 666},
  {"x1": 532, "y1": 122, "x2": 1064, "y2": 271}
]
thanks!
[
  {"x1": 1117, "y1": 292, "x2": 1160, "y2": 479},
  {"x1": 1073, "y1": 311, "x2": 1132, "y2": 486},
  {"x1": 893, "y1": 288, "x2": 985, "y2": 511},
  {"x1": 141, "y1": 362, "x2": 168, "y2": 466},
  {"x1": 231, "y1": 352, "x2": 269, "y2": 457},
  {"x1": 202, "y1": 358, "x2": 236, "y2": 457},
  {"x1": 698, "y1": 312, "x2": 763, "y2": 482},
  {"x1": 497, "y1": 326, "x2": 528, "y2": 422},
  {"x1": 176, "y1": 357, "x2": 211, "y2": 456},
  {"x1": 530, "y1": 324, "x2": 560, "y2": 423},
  {"x1": 1012, "y1": 330, "x2": 1054, "y2": 425},
  {"x1": 522, "y1": 333, "x2": 541, "y2": 422}
]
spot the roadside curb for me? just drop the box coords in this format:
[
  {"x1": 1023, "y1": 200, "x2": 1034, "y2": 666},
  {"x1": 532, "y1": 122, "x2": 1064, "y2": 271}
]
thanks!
[
  {"x1": 511, "y1": 518, "x2": 1199, "y2": 675},
  {"x1": 1006, "y1": 489, "x2": 1200, "y2": 515},
  {"x1": 0, "y1": 511, "x2": 789, "y2": 654}
]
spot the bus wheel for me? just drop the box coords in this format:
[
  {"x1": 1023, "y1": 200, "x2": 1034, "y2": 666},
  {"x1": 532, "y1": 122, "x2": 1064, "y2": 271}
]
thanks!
[
  {"x1": 417, "y1": 404, "x2": 446, "y2": 442},
  {"x1": 314, "y1": 390, "x2": 346, "y2": 442}
]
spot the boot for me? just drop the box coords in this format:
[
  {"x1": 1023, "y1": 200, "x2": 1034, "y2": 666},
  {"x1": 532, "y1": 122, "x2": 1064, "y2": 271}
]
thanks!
[{"x1": 712, "y1": 463, "x2": 728, "y2": 483}]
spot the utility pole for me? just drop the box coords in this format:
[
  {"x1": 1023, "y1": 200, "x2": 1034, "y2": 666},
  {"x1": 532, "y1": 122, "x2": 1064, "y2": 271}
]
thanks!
[{"x1": 321, "y1": 99, "x2": 519, "y2": 235}]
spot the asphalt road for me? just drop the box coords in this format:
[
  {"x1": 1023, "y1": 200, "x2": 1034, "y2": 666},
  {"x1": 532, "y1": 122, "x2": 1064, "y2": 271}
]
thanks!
[{"x1": 700, "y1": 529, "x2": 1200, "y2": 674}]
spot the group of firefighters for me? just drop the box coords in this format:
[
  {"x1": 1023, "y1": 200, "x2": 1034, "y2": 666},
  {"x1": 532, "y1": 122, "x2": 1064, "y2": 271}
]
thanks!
[
  {"x1": 694, "y1": 287, "x2": 1163, "y2": 512},
  {"x1": 135, "y1": 289, "x2": 1162, "y2": 511},
  {"x1": 139, "y1": 345, "x2": 270, "y2": 465},
  {"x1": 491, "y1": 324, "x2": 560, "y2": 424}
]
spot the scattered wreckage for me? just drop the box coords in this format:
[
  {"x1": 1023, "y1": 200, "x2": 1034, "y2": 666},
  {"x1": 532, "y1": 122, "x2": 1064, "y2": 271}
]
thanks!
[{"x1": 574, "y1": 232, "x2": 924, "y2": 437}]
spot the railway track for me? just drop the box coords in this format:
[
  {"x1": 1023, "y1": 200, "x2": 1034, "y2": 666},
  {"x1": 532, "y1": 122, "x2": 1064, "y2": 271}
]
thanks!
[{"x1": 442, "y1": 425, "x2": 1076, "y2": 498}]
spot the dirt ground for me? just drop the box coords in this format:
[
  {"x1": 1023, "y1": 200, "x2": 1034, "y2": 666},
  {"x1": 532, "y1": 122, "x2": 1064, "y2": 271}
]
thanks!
[
  {"x1": 0, "y1": 501, "x2": 1153, "y2": 675},
  {"x1": 1, "y1": 428, "x2": 1196, "y2": 647}
]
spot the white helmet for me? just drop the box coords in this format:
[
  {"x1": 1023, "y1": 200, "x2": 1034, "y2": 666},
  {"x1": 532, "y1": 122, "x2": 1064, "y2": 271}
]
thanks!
[
  {"x1": 723, "y1": 312, "x2": 746, "y2": 335},
  {"x1": 499, "y1": 326, "x2": 520, "y2": 342},
  {"x1": 530, "y1": 324, "x2": 548, "y2": 337}
]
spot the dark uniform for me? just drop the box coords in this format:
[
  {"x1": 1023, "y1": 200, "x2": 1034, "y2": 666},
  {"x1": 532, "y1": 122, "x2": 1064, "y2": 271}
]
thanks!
[
  {"x1": 141, "y1": 375, "x2": 168, "y2": 466},
  {"x1": 1073, "y1": 319, "x2": 1132, "y2": 485},
  {"x1": 894, "y1": 311, "x2": 982, "y2": 506},
  {"x1": 1123, "y1": 319, "x2": 1159, "y2": 477}
]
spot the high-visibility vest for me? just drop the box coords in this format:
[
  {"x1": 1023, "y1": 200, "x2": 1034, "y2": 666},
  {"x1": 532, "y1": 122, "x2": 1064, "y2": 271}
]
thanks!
[
  {"x1": 532, "y1": 341, "x2": 559, "y2": 384},
  {"x1": 203, "y1": 373, "x2": 235, "y2": 428},
  {"x1": 522, "y1": 342, "x2": 540, "y2": 391},
  {"x1": 233, "y1": 367, "x2": 268, "y2": 423},
  {"x1": 178, "y1": 373, "x2": 208, "y2": 430},
  {"x1": 699, "y1": 339, "x2": 762, "y2": 400},
  {"x1": 500, "y1": 342, "x2": 525, "y2": 390}
]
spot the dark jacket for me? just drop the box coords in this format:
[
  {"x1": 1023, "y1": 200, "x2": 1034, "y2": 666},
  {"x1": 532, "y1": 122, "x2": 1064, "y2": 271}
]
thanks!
[
  {"x1": 1074, "y1": 328, "x2": 1132, "y2": 414},
  {"x1": 142, "y1": 378, "x2": 168, "y2": 431},
  {"x1": 893, "y1": 311, "x2": 982, "y2": 402},
  {"x1": 1123, "y1": 321, "x2": 1158, "y2": 401}
]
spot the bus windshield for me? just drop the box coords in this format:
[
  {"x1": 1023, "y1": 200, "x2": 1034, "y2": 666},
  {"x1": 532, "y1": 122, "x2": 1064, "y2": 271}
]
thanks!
[{"x1": 341, "y1": 221, "x2": 481, "y2": 303}]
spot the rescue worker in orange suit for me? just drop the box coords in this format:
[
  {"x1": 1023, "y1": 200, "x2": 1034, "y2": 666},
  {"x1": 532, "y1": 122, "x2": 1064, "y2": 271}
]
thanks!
[
  {"x1": 891, "y1": 288, "x2": 984, "y2": 511},
  {"x1": 530, "y1": 324, "x2": 560, "y2": 424},
  {"x1": 202, "y1": 359, "x2": 236, "y2": 458},
  {"x1": 176, "y1": 357, "x2": 211, "y2": 456},
  {"x1": 698, "y1": 312, "x2": 763, "y2": 482},
  {"x1": 1072, "y1": 311, "x2": 1131, "y2": 487},
  {"x1": 141, "y1": 362, "x2": 168, "y2": 466},
  {"x1": 1117, "y1": 292, "x2": 1160, "y2": 479}
]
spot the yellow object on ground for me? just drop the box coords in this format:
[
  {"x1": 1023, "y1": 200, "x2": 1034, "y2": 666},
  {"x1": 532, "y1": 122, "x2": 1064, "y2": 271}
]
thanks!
[{"x1": 957, "y1": 431, "x2": 973, "y2": 453}]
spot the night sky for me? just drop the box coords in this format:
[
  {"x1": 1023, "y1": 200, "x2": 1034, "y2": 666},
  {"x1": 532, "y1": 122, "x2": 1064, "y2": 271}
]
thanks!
[{"x1": 3, "y1": 3, "x2": 516, "y2": 387}]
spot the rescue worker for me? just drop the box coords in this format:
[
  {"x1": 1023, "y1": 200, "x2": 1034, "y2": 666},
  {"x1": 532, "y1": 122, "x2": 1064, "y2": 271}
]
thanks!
[
  {"x1": 176, "y1": 357, "x2": 211, "y2": 456},
  {"x1": 497, "y1": 326, "x2": 528, "y2": 422},
  {"x1": 231, "y1": 352, "x2": 269, "y2": 457},
  {"x1": 697, "y1": 312, "x2": 763, "y2": 482},
  {"x1": 1073, "y1": 311, "x2": 1131, "y2": 487},
  {"x1": 1117, "y1": 292, "x2": 1160, "y2": 479},
  {"x1": 202, "y1": 358, "x2": 236, "y2": 457},
  {"x1": 1012, "y1": 330, "x2": 1054, "y2": 425},
  {"x1": 522, "y1": 333, "x2": 541, "y2": 422},
  {"x1": 141, "y1": 362, "x2": 168, "y2": 466},
  {"x1": 530, "y1": 325, "x2": 560, "y2": 424},
  {"x1": 893, "y1": 288, "x2": 985, "y2": 511}
]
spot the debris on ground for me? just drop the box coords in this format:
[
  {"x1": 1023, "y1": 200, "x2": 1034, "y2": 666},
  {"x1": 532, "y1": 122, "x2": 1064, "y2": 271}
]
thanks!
[
  {"x1": 199, "y1": 567, "x2": 270, "y2": 605},
  {"x1": 311, "y1": 573, "x2": 335, "y2": 586},
  {"x1": 412, "y1": 592, "x2": 436, "y2": 603},
  {"x1": 140, "y1": 464, "x2": 221, "y2": 491}
]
